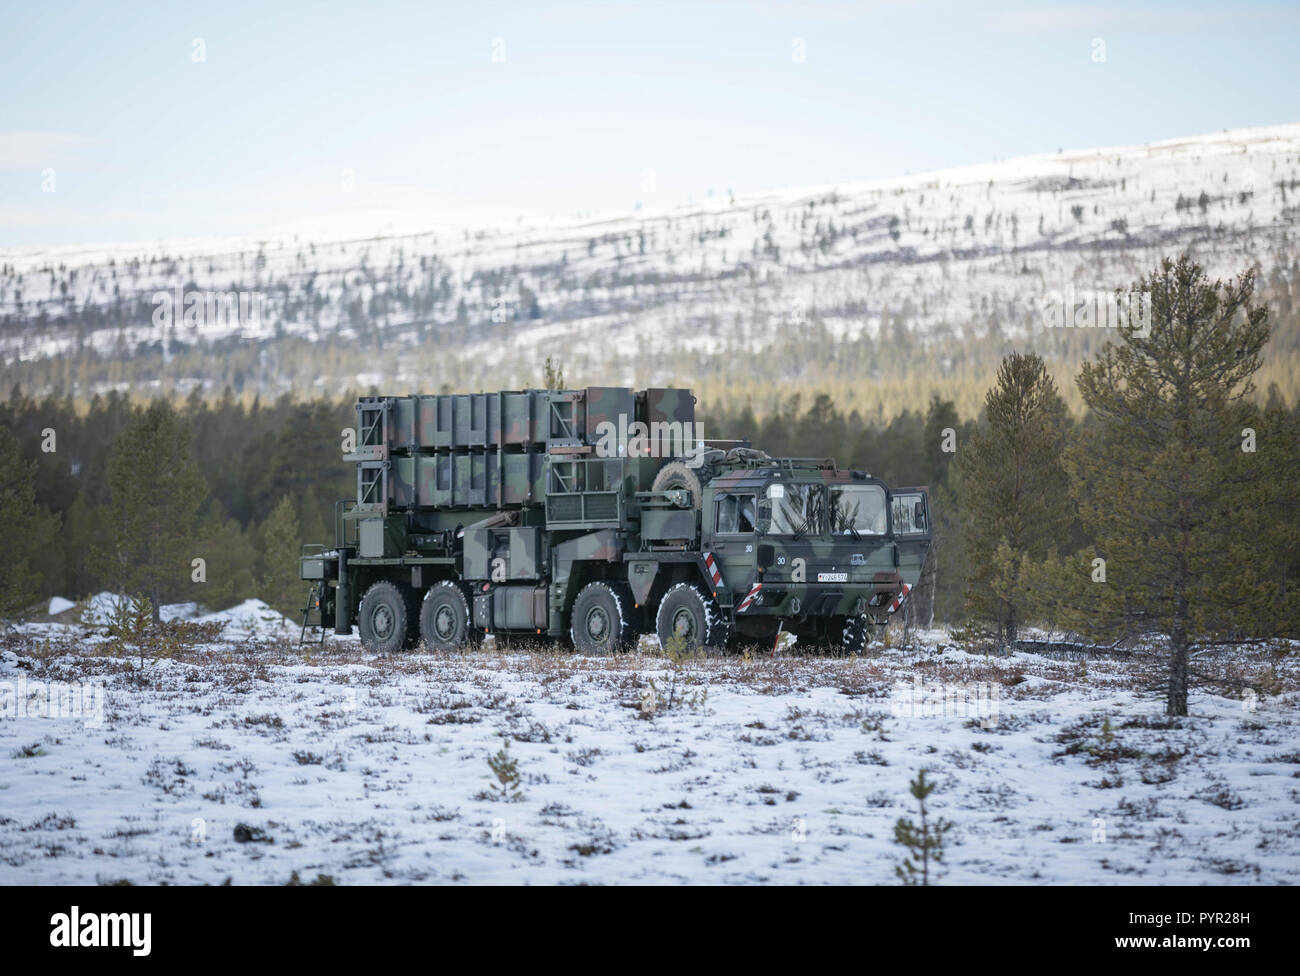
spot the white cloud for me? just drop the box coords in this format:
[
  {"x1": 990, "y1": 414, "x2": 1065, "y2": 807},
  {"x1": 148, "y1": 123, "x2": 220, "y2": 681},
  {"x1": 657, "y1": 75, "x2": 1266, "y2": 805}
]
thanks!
[
  {"x1": 986, "y1": 2, "x2": 1300, "y2": 34},
  {"x1": 0, "y1": 131, "x2": 98, "y2": 170}
]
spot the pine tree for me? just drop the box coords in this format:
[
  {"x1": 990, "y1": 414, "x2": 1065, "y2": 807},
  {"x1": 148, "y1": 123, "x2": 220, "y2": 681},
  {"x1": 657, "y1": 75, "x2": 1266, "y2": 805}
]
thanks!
[
  {"x1": 259, "y1": 494, "x2": 301, "y2": 617},
  {"x1": 956, "y1": 352, "x2": 1071, "y2": 644},
  {"x1": 1244, "y1": 390, "x2": 1300, "y2": 636},
  {"x1": 922, "y1": 393, "x2": 960, "y2": 491},
  {"x1": 0, "y1": 427, "x2": 58, "y2": 617},
  {"x1": 542, "y1": 356, "x2": 565, "y2": 390},
  {"x1": 95, "y1": 402, "x2": 206, "y2": 622},
  {"x1": 893, "y1": 769, "x2": 952, "y2": 886},
  {"x1": 916, "y1": 395, "x2": 961, "y2": 626},
  {"x1": 197, "y1": 504, "x2": 258, "y2": 611},
  {"x1": 927, "y1": 478, "x2": 965, "y2": 624},
  {"x1": 60, "y1": 492, "x2": 108, "y2": 599},
  {"x1": 1068, "y1": 256, "x2": 1272, "y2": 715}
]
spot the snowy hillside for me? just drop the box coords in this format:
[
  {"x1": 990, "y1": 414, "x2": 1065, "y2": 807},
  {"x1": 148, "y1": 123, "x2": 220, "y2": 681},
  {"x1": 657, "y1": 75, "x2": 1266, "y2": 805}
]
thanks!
[
  {"x1": 1, "y1": 622, "x2": 1296, "y2": 885},
  {"x1": 3, "y1": 123, "x2": 1299, "y2": 411}
]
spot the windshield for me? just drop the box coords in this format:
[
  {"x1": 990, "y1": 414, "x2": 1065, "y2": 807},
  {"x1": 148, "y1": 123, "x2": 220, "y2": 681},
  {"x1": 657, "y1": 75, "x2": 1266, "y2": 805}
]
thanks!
[
  {"x1": 890, "y1": 492, "x2": 929, "y2": 535},
  {"x1": 830, "y1": 484, "x2": 887, "y2": 535},
  {"x1": 761, "y1": 483, "x2": 826, "y2": 535}
]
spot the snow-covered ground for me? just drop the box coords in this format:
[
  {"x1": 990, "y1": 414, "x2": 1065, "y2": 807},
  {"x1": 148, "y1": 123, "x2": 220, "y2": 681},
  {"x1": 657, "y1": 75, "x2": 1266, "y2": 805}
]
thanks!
[{"x1": 1, "y1": 608, "x2": 1295, "y2": 886}]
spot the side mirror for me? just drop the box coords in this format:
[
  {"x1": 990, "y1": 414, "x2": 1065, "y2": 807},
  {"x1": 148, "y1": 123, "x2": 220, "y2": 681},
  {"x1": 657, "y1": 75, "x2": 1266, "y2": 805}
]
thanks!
[{"x1": 757, "y1": 543, "x2": 775, "y2": 572}]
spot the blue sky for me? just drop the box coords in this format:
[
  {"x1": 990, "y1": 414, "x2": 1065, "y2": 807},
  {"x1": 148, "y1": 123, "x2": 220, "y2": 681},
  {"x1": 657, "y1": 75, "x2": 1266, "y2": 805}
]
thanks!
[{"x1": 2, "y1": 0, "x2": 1297, "y2": 246}]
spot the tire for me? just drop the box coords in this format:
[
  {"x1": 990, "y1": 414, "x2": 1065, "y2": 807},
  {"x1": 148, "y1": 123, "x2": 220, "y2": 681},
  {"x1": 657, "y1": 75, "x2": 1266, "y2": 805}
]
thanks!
[
  {"x1": 655, "y1": 582, "x2": 730, "y2": 653},
  {"x1": 570, "y1": 582, "x2": 635, "y2": 654},
  {"x1": 650, "y1": 460, "x2": 713, "y2": 509},
  {"x1": 357, "y1": 580, "x2": 420, "y2": 654},
  {"x1": 419, "y1": 581, "x2": 479, "y2": 652},
  {"x1": 836, "y1": 614, "x2": 870, "y2": 656}
]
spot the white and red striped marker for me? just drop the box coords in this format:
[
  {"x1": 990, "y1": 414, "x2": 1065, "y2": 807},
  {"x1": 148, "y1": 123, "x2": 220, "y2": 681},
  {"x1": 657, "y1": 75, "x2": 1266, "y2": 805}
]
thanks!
[
  {"x1": 737, "y1": 582, "x2": 763, "y2": 613},
  {"x1": 887, "y1": 582, "x2": 912, "y2": 614},
  {"x1": 703, "y1": 552, "x2": 722, "y2": 588}
]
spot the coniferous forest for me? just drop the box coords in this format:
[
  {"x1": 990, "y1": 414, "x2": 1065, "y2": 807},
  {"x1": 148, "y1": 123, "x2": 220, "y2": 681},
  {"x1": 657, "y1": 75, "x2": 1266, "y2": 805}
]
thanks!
[{"x1": 4, "y1": 258, "x2": 1298, "y2": 698}]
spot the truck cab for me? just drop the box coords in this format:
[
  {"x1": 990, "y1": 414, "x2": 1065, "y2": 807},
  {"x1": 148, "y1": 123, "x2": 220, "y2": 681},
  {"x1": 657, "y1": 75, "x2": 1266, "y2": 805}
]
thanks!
[{"x1": 699, "y1": 462, "x2": 929, "y2": 648}]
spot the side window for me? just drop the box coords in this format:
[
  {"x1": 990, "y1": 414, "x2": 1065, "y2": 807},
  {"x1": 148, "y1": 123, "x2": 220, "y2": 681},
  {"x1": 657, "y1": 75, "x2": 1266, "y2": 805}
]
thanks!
[
  {"x1": 890, "y1": 493, "x2": 929, "y2": 535},
  {"x1": 716, "y1": 493, "x2": 757, "y2": 534}
]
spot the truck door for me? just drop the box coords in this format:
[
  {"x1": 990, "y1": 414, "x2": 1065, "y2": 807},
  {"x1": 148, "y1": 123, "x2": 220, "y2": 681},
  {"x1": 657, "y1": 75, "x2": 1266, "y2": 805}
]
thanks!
[
  {"x1": 707, "y1": 490, "x2": 759, "y2": 594},
  {"x1": 889, "y1": 488, "x2": 931, "y2": 585}
]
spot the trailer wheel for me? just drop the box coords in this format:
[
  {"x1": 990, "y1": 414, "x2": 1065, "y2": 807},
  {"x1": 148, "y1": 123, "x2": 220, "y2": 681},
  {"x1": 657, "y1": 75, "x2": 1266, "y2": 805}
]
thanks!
[
  {"x1": 656, "y1": 582, "x2": 730, "y2": 653},
  {"x1": 837, "y1": 614, "x2": 870, "y2": 656},
  {"x1": 420, "y1": 581, "x2": 479, "y2": 652},
  {"x1": 358, "y1": 580, "x2": 420, "y2": 654},
  {"x1": 570, "y1": 582, "x2": 635, "y2": 654}
]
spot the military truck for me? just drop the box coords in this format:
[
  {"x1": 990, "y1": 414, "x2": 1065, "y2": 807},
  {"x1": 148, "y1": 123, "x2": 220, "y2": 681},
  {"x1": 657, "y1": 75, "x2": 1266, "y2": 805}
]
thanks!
[{"x1": 299, "y1": 386, "x2": 930, "y2": 654}]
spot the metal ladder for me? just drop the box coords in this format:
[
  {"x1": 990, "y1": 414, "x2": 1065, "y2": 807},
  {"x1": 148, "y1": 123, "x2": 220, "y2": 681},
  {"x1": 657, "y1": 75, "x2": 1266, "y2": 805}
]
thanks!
[{"x1": 299, "y1": 582, "x2": 327, "y2": 645}]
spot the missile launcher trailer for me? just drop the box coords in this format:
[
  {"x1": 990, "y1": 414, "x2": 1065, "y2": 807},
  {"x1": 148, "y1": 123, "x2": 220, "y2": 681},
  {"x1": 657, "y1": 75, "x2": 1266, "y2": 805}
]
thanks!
[{"x1": 300, "y1": 386, "x2": 931, "y2": 655}]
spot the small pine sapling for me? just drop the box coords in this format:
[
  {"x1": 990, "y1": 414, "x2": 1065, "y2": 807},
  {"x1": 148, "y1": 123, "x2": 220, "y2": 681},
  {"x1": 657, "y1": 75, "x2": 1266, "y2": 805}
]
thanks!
[
  {"x1": 894, "y1": 768, "x2": 953, "y2": 885},
  {"x1": 487, "y1": 740, "x2": 523, "y2": 801}
]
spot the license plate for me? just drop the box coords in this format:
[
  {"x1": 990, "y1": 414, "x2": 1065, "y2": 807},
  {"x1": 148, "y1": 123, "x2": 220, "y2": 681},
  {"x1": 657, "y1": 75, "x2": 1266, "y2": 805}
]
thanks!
[{"x1": 817, "y1": 572, "x2": 847, "y2": 583}]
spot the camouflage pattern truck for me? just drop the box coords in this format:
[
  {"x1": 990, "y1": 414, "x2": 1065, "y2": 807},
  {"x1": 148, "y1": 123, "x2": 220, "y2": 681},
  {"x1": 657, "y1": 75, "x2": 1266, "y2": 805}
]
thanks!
[{"x1": 299, "y1": 386, "x2": 930, "y2": 654}]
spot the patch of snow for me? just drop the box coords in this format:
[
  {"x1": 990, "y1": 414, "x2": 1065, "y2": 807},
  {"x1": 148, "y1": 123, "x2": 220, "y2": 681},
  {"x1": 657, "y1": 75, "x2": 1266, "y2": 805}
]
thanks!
[
  {"x1": 197, "y1": 598, "x2": 296, "y2": 637},
  {"x1": 47, "y1": 597, "x2": 75, "y2": 616},
  {"x1": 160, "y1": 602, "x2": 201, "y2": 623},
  {"x1": 78, "y1": 592, "x2": 126, "y2": 627}
]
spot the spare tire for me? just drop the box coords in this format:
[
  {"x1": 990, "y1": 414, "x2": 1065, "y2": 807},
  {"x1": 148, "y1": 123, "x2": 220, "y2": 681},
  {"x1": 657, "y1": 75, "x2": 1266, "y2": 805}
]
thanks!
[{"x1": 651, "y1": 459, "x2": 714, "y2": 509}]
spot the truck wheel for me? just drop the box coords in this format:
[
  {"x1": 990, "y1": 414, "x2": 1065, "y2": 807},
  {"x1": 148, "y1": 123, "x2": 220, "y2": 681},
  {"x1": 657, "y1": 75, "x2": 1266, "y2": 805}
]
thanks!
[
  {"x1": 358, "y1": 580, "x2": 419, "y2": 654},
  {"x1": 837, "y1": 614, "x2": 870, "y2": 656},
  {"x1": 420, "y1": 581, "x2": 479, "y2": 652},
  {"x1": 570, "y1": 582, "x2": 635, "y2": 654},
  {"x1": 656, "y1": 582, "x2": 730, "y2": 653},
  {"x1": 650, "y1": 460, "x2": 713, "y2": 509}
]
